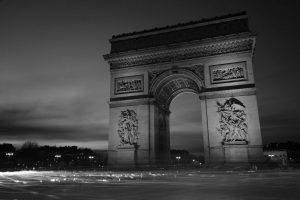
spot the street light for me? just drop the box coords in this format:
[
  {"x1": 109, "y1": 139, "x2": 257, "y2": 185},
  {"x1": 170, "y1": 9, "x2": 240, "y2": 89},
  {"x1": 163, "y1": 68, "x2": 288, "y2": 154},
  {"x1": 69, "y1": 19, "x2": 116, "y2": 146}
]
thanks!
[
  {"x1": 54, "y1": 154, "x2": 61, "y2": 158},
  {"x1": 175, "y1": 156, "x2": 181, "y2": 167},
  {"x1": 5, "y1": 152, "x2": 14, "y2": 157}
]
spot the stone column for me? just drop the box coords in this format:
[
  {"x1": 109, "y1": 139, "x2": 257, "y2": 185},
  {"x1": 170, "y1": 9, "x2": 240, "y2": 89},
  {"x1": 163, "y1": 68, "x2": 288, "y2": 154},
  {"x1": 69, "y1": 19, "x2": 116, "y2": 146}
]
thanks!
[
  {"x1": 154, "y1": 107, "x2": 170, "y2": 166},
  {"x1": 108, "y1": 99, "x2": 154, "y2": 168},
  {"x1": 199, "y1": 97, "x2": 211, "y2": 164},
  {"x1": 201, "y1": 88, "x2": 264, "y2": 164}
]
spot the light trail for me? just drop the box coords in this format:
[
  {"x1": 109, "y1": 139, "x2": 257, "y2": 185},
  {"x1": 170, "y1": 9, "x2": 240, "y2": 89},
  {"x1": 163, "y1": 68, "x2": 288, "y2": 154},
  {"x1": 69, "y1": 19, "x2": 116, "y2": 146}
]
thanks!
[
  {"x1": 0, "y1": 172, "x2": 61, "y2": 199},
  {"x1": 0, "y1": 170, "x2": 169, "y2": 185}
]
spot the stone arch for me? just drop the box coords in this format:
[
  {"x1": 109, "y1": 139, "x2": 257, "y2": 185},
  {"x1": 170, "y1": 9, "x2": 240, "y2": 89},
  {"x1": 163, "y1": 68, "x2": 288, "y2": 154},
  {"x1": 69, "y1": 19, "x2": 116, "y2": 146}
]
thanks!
[
  {"x1": 104, "y1": 13, "x2": 264, "y2": 167},
  {"x1": 150, "y1": 68, "x2": 204, "y2": 108}
]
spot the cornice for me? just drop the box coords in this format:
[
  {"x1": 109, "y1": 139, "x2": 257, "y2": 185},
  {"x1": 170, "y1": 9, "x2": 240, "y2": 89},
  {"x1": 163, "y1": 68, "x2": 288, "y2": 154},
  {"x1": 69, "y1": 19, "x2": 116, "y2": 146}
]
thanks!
[
  {"x1": 104, "y1": 35, "x2": 255, "y2": 70},
  {"x1": 111, "y1": 12, "x2": 247, "y2": 41}
]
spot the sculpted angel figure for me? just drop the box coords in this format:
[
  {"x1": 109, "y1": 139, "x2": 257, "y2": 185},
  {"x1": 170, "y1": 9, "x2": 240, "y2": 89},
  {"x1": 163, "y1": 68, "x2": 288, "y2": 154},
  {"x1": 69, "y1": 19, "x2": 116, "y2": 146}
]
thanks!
[{"x1": 217, "y1": 98, "x2": 248, "y2": 142}]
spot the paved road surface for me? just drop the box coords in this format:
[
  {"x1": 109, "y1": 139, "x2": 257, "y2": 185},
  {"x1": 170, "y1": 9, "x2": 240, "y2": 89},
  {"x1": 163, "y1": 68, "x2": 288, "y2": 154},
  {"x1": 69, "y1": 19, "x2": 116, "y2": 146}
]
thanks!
[{"x1": 0, "y1": 170, "x2": 299, "y2": 200}]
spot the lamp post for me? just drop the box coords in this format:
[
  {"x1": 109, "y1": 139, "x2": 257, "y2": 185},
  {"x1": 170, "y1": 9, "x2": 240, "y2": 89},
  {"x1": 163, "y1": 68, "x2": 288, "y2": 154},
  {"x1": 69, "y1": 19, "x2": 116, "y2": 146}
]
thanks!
[{"x1": 175, "y1": 156, "x2": 181, "y2": 167}]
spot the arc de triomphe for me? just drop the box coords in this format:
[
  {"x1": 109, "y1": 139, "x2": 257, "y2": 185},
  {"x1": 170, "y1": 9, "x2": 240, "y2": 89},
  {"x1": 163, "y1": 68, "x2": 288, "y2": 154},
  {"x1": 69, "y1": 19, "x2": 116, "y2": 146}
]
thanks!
[{"x1": 104, "y1": 12, "x2": 263, "y2": 167}]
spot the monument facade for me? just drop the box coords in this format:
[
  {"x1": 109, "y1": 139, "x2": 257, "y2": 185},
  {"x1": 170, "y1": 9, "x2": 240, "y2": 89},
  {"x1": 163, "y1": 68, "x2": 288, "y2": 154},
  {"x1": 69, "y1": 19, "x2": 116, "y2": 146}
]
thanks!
[{"x1": 103, "y1": 12, "x2": 263, "y2": 167}]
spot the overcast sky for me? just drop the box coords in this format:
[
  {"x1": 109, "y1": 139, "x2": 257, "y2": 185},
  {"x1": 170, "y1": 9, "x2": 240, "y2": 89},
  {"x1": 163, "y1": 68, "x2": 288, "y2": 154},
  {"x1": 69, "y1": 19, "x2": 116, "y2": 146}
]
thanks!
[{"x1": 0, "y1": 0, "x2": 299, "y2": 155}]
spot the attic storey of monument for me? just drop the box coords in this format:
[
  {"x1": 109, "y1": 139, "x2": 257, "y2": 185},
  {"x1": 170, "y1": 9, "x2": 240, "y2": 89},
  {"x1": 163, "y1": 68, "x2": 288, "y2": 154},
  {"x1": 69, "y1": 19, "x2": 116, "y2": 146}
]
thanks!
[{"x1": 103, "y1": 12, "x2": 264, "y2": 167}]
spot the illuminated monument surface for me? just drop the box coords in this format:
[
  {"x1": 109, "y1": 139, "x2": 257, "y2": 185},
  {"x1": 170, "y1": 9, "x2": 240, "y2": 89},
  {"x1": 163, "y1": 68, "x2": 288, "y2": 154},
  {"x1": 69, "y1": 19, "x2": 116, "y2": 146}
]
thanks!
[{"x1": 104, "y1": 12, "x2": 264, "y2": 167}]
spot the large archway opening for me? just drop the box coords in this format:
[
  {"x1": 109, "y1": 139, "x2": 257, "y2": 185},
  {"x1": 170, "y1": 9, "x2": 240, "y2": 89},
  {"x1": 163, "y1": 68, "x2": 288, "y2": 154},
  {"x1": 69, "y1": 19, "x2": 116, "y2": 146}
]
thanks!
[
  {"x1": 149, "y1": 68, "x2": 205, "y2": 165},
  {"x1": 169, "y1": 92, "x2": 204, "y2": 166}
]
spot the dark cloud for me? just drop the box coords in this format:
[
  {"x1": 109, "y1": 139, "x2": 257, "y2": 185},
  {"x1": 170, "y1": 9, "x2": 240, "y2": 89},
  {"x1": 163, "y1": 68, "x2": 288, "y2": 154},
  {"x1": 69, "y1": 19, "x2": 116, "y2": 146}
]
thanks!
[
  {"x1": 171, "y1": 131, "x2": 204, "y2": 154},
  {"x1": 0, "y1": 106, "x2": 108, "y2": 143},
  {"x1": 171, "y1": 109, "x2": 202, "y2": 125},
  {"x1": 0, "y1": 123, "x2": 108, "y2": 142},
  {"x1": 260, "y1": 110, "x2": 300, "y2": 143},
  {"x1": 0, "y1": 106, "x2": 66, "y2": 122}
]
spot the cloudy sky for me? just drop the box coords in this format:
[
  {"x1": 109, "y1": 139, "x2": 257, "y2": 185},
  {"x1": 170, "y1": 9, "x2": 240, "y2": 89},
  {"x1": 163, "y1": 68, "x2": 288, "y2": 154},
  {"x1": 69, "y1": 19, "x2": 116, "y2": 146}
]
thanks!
[{"x1": 0, "y1": 0, "x2": 299, "y2": 155}]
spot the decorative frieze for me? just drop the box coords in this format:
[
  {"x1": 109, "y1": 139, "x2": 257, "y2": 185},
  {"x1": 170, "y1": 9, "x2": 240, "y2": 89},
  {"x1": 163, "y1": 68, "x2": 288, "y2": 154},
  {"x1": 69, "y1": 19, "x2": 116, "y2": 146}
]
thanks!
[
  {"x1": 148, "y1": 65, "x2": 204, "y2": 88},
  {"x1": 189, "y1": 65, "x2": 204, "y2": 81},
  {"x1": 115, "y1": 75, "x2": 144, "y2": 95},
  {"x1": 210, "y1": 62, "x2": 247, "y2": 84},
  {"x1": 105, "y1": 37, "x2": 254, "y2": 69},
  {"x1": 148, "y1": 69, "x2": 165, "y2": 86},
  {"x1": 117, "y1": 109, "x2": 139, "y2": 147},
  {"x1": 216, "y1": 98, "x2": 248, "y2": 143},
  {"x1": 156, "y1": 77, "x2": 200, "y2": 106}
]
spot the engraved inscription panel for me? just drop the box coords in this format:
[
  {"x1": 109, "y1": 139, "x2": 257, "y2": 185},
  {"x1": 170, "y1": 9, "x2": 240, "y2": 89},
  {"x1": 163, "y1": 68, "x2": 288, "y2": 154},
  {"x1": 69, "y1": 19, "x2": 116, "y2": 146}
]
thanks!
[
  {"x1": 115, "y1": 75, "x2": 144, "y2": 94},
  {"x1": 210, "y1": 62, "x2": 247, "y2": 84}
]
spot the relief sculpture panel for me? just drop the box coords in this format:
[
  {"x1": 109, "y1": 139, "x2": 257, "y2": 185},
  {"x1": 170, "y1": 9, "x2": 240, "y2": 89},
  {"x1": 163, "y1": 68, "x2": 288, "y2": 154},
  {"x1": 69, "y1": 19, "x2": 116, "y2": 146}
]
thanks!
[
  {"x1": 117, "y1": 109, "x2": 139, "y2": 148},
  {"x1": 115, "y1": 75, "x2": 144, "y2": 94},
  {"x1": 210, "y1": 62, "x2": 247, "y2": 84},
  {"x1": 216, "y1": 98, "x2": 248, "y2": 143}
]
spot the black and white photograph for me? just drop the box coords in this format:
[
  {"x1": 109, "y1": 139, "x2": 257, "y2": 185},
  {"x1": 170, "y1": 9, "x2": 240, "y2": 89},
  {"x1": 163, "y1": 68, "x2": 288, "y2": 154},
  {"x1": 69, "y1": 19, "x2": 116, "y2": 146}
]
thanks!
[{"x1": 0, "y1": 0, "x2": 299, "y2": 199}]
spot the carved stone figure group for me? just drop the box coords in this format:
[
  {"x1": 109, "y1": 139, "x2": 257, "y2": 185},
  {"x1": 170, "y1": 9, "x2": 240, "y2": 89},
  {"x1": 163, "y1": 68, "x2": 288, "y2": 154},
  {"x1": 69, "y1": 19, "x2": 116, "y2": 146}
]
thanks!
[
  {"x1": 212, "y1": 66, "x2": 244, "y2": 82},
  {"x1": 216, "y1": 98, "x2": 248, "y2": 143},
  {"x1": 117, "y1": 109, "x2": 139, "y2": 147},
  {"x1": 116, "y1": 79, "x2": 143, "y2": 94}
]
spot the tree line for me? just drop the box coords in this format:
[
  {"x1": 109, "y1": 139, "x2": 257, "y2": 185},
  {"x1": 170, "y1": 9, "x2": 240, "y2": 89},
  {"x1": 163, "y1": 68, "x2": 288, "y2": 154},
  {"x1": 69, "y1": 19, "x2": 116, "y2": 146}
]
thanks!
[{"x1": 0, "y1": 142, "x2": 107, "y2": 171}]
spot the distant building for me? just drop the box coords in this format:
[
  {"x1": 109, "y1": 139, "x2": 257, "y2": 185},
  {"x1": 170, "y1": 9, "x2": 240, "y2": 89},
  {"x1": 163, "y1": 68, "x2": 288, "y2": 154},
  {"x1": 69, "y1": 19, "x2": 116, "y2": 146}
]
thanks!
[
  {"x1": 170, "y1": 150, "x2": 203, "y2": 167},
  {"x1": 0, "y1": 143, "x2": 15, "y2": 157},
  {"x1": 0, "y1": 143, "x2": 16, "y2": 168},
  {"x1": 0, "y1": 143, "x2": 108, "y2": 170},
  {"x1": 263, "y1": 141, "x2": 300, "y2": 165},
  {"x1": 264, "y1": 150, "x2": 288, "y2": 166}
]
